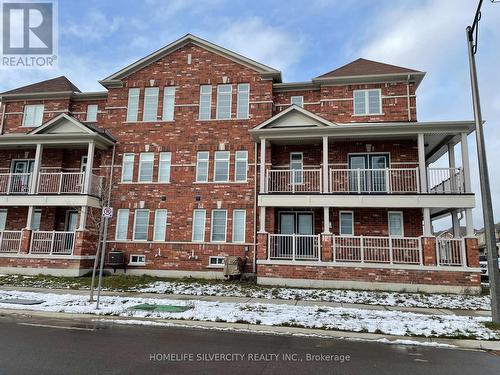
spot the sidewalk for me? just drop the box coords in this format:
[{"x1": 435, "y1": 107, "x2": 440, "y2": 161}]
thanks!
[{"x1": 0, "y1": 285, "x2": 491, "y2": 318}]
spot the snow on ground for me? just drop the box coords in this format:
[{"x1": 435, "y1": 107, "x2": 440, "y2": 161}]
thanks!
[
  {"x1": 135, "y1": 281, "x2": 491, "y2": 311},
  {"x1": 0, "y1": 290, "x2": 497, "y2": 340}
]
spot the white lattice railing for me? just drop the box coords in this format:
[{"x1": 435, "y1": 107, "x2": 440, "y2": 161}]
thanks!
[
  {"x1": 329, "y1": 168, "x2": 420, "y2": 193},
  {"x1": 266, "y1": 169, "x2": 322, "y2": 193},
  {"x1": 427, "y1": 168, "x2": 465, "y2": 194},
  {"x1": 436, "y1": 238, "x2": 465, "y2": 266},
  {"x1": 0, "y1": 173, "x2": 32, "y2": 194},
  {"x1": 268, "y1": 234, "x2": 321, "y2": 260},
  {"x1": 0, "y1": 230, "x2": 22, "y2": 253},
  {"x1": 332, "y1": 235, "x2": 422, "y2": 265},
  {"x1": 30, "y1": 231, "x2": 75, "y2": 255},
  {"x1": 37, "y1": 172, "x2": 85, "y2": 194}
]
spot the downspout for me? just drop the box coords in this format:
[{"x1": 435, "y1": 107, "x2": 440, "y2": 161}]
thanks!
[
  {"x1": 406, "y1": 74, "x2": 411, "y2": 121},
  {"x1": 252, "y1": 141, "x2": 258, "y2": 274},
  {"x1": 0, "y1": 101, "x2": 5, "y2": 135}
]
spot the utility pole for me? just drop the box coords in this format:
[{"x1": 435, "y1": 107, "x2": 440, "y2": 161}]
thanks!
[{"x1": 466, "y1": 0, "x2": 500, "y2": 323}]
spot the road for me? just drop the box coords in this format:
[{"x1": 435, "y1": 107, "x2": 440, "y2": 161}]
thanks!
[{"x1": 0, "y1": 314, "x2": 498, "y2": 375}]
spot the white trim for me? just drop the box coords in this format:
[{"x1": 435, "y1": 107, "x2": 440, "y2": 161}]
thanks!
[
  {"x1": 115, "y1": 209, "x2": 129, "y2": 240},
  {"x1": 388, "y1": 211, "x2": 404, "y2": 237},
  {"x1": 192, "y1": 209, "x2": 206, "y2": 242},
  {"x1": 126, "y1": 88, "x2": 140, "y2": 122},
  {"x1": 158, "y1": 152, "x2": 171, "y2": 183},
  {"x1": 153, "y1": 209, "x2": 168, "y2": 242},
  {"x1": 208, "y1": 255, "x2": 225, "y2": 268},
  {"x1": 22, "y1": 104, "x2": 44, "y2": 127},
  {"x1": 133, "y1": 209, "x2": 150, "y2": 241},
  {"x1": 195, "y1": 151, "x2": 210, "y2": 182},
  {"x1": 85, "y1": 104, "x2": 98, "y2": 122},
  {"x1": 339, "y1": 210, "x2": 354, "y2": 235},
  {"x1": 121, "y1": 153, "x2": 135, "y2": 182},
  {"x1": 353, "y1": 89, "x2": 382, "y2": 116},
  {"x1": 252, "y1": 105, "x2": 338, "y2": 130},
  {"x1": 232, "y1": 209, "x2": 246, "y2": 243},
  {"x1": 236, "y1": 83, "x2": 250, "y2": 119},
  {"x1": 234, "y1": 150, "x2": 248, "y2": 182},
  {"x1": 199, "y1": 85, "x2": 212, "y2": 120},
  {"x1": 290, "y1": 95, "x2": 304, "y2": 107},
  {"x1": 210, "y1": 209, "x2": 227, "y2": 243},
  {"x1": 216, "y1": 84, "x2": 232, "y2": 120},
  {"x1": 129, "y1": 254, "x2": 146, "y2": 266},
  {"x1": 162, "y1": 86, "x2": 176, "y2": 121},
  {"x1": 138, "y1": 152, "x2": 154, "y2": 183},
  {"x1": 143, "y1": 87, "x2": 159, "y2": 122},
  {"x1": 213, "y1": 151, "x2": 230, "y2": 182}
]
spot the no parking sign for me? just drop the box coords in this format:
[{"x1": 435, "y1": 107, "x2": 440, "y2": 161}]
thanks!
[{"x1": 102, "y1": 207, "x2": 113, "y2": 218}]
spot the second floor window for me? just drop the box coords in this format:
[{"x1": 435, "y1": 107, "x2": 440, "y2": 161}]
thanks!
[
  {"x1": 126, "y1": 88, "x2": 140, "y2": 122},
  {"x1": 290, "y1": 96, "x2": 303, "y2": 107},
  {"x1": 353, "y1": 89, "x2": 381, "y2": 115},
  {"x1": 216, "y1": 84, "x2": 232, "y2": 119},
  {"x1": 143, "y1": 87, "x2": 159, "y2": 121},
  {"x1": 133, "y1": 209, "x2": 150, "y2": 241},
  {"x1": 162, "y1": 87, "x2": 175, "y2": 121},
  {"x1": 196, "y1": 151, "x2": 209, "y2": 182},
  {"x1": 237, "y1": 83, "x2": 249, "y2": 119},
  {"x1": 339, "y1": 211, "x2": 354, "y2": 236},
  {"x1": 121, "y1": 153, "x2": 135, "y2": 182},
  {"x1": 158, "y1": 152, "x2": 171, "y2": 183},
  {"x1": 86, "y1": 104, "x2": 98, "y2": 122},
  {"x1": 153, "y1": 209, "x2": 168, "y2": 241},
  {"x1": 199, "y1": 85, "x2": 212, "y2": 120},
  {"x1": 232, "y1": 209, "x2": 246, "y2": 243},
  {"x1": 22, "y1": 104, "x2": 44, "y2": 127},
  {"x1": 214, "y1": 151, "x2": 230, "y2": 182},
  {"x1": 115, "y1": 209, "x2": 129, "y2": 240},
  {"x1": 235, "y1": 151, "x2": 248, "y2": 182},
  {"x1": 192, "y1": 209, "x2": 206, "y2": 242},
  {"x1": 211, "y1": 209, "x2": 227, "y2": 242},
  {"x1": 138, "y1": 153, "x2": 154, "y2": 182},
  {"x1": 388, "y1": 212, "x2": 403, "y2": 237}
]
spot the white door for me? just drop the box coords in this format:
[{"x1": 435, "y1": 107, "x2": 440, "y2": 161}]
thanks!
[{"x1": 10, "y1": 160, "x2": 34, "y2": 193}]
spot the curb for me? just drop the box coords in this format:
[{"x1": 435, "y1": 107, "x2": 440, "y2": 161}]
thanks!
[{"x1": 1, "y1": 307, "x2": 498, "y2": 351}]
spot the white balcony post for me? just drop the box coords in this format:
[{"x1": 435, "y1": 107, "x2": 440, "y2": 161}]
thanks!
[
  {"x1": 323, "y1": 207, "x2": 330, "y2": 234},
  {"x1": 30, "y1": 143, "x2": 43, "y2": 194},
  {"x1": 84, "y1": 141, "x2": 95, "y2": 194},
  {"x1": 259, "y1": 206, "x2": 266, "y2": 233},
  {"x1": 78, "y1": 206, "x2": 88, "y2": 231},
  {"x1": 423, "y1": 208, "x2": 432, "y2": 236},
  {"x1": 322, "y1": 136, "x2": 329, "y2": 193},
  {"x1": 460, "y1": 132, "x2": 472, "y2": 193},
  {"x1": 417, "y1": 133, "x2": 427, "y2": 193},
  {"x1": 26, "y1": 206, "x2": 34, "y2": 230},
  {"x1": 259, "y1": 138, "x2": 266, "y2": 194},
  {"x1": 360, "y1": 235, "x2": 364, "y2": 263},
  {"x1": 465, "y1": 208, "x2": 474, "y2": 236}
]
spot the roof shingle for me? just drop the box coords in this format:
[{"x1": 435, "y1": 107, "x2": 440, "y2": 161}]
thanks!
[
  {"x1": 316, "y1": 58, "x2": 422, "y2": 79},
  {"x1": 0, "y1": 76, "x2": 80, "y2": 95}
]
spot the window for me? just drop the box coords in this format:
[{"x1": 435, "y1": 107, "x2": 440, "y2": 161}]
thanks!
[
  {"x1": 290, "y1": 152, "x2": 303, "y2": 184},
  {"x1": 199, "y1": 85, "x2": 212, "y2": 120},
  {"x1": 133, "y1": 209, "x2": 150, "y2": 241},
  {"x1": 22, "y1": 104, "x2": 44, "y2": 127},
  {"x1": 290, "y1": 96, "x2": 303, "y2": 107},
  {"x1": 216, "y1": 84, "x2": 232, "y2": 119},
  {"x1": 388, "y1": 212, "x2": 404, "y2": 237},
  {"x1": 0, "y1": 209, "x2": 6, "y2": 230},
  {"x1": 126, "y1": 88, "x2": 140, "y2": 122},
  {"x1": 208, "y1": 256, "x2": 225, "y2": 267},
  {"x1": 138, "y1": 153, "x2": 154, "y2": 182},
  {"x1": 339, "y1": 211, "x2": 354, "y2": 235},
  {"x1": 157, "y1": 152, "x2": 171, "y2": 183},
  {"x1": 235, "y1": 151, "x2": 248, "y2": 182},
  {"x1": 115, "y1": 209, "x2": 129, "y2": 240},
  {"x1": 143, "y1": 87, "x2": 159, "y2": 121},
  {"x1": 353, "y1": 89, "x2": 381, "y2": 115},
  {"x1": 232, "y1": 210, "x2": 246, "y2": 243},
  {"x1": 129, "y1": 254, "x2": 146, "y2": 265},
  {"x1": 162, "y1": 87, "x2": 175, "y2": 121},
  {"x1": 121, "y1": 153, "x2": 135, "y2": 182},
  {"x1": 192, "y1": 209, "x2": 206, "y2": 242},
  {"x1": 214, "y1": 151, "x2": 230, "y2": 182},
  {"x1": 195, "y1": 152, "x2": 209, "y2": 182},
  {"x1": 237, "y1": 83, "x2": 249, "y2": 119},
  {"x1": 211, "y1": 209, "x2": 227, "y2": 242},
  {"x1": 153, "y1": 209, "x2": 167, "y2": 241},
  {"x1": 86, "y1": 104, "x2": 98, "y2": 122},
  {"x1": 32, "y1": 209, "x2": 41, "y2": 231}
]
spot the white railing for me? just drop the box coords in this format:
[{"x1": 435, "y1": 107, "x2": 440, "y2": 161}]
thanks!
[
  {"x1": 37, "y1": 172, "x2": 85, "y2": 194},
  {"x1": 329, "y1": 168, "x2": 419, "y2": 193},
  {"x1": 89, "y1": 174, "x2": 103, "y2": 197},
  {"x1": 0, "y1": 230, "x2": 22, "y2": 253},
  {"x1": 436, "y1": 238, "x2": 465, "y2": 266},
  {"x1": 332, "y1": 235, "x2": 422, "y2": 265},
  {"x1": 427, "y1": 168, "x2": 464, "y2": 194},
  {"x1": 0, "y1": 173, "x2": 32, "y2": 194},
  {"x1": 268, "y1": 234, "x2": 321, "y2": 260},
  {"x1": 30, "y1": 231, "x2": 75, "y2": 255},
  {"x1": 266, "y1": 169, "x2": 322, "y2": 193}
]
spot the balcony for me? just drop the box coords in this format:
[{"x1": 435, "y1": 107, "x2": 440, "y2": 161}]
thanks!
[
  {"x1": 264, "y1": 167, "x2": 465, "y2": 194},
  {"x1": 0, "y1": 172, "x2": 103, "y2": 196},
  {"x1": 265, "y1": 233, "x2": 466, "y2": 267},
  {"x1": 0, "y1": 230, "x2": 76, "y2": 255}
]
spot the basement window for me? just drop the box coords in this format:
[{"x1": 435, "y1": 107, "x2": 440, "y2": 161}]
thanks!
[
  {"x1": 208, "y1": 256, "x2": 225, "y2": 268},
  {"x1": 129, "y1": 254, "x2": 146, "y2": 266}
]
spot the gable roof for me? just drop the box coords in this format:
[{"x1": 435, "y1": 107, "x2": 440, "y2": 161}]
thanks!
[
  {"x1": 252, "y1": 105, "x2": 337, "y2": 130},
  {"x1": 316, "y1": 58, "x2": 421, "y2": 79},
  {"x1": 100, "y1": 34, "x2": 282, "y2": 87},
  {"x1": 0, "y1": 76, "x2": 80, "y2": 96}
]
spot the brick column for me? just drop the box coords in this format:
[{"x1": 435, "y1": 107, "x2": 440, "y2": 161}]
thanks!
[
  {"x1": 72, "y1": 230, "x2": 85, "y2": 256},
  {"x1": 321, "y1": 234, "x2": 332, "y2": 262},
  {"x1": 19, "y1": 229, "x2": 32, "y2": 254},
  {"x1": 421, "y1": 236, "x2": 437, "y2": 266},
  {"x1": 73, "y1": 230, "x2": 98, "y2": 257},
  {"x1": 256, "y1": 232, "x2": 268, "y2": 260},
  {"x1": 465, "y1": 237, "x2": 480, "y2": 268}
]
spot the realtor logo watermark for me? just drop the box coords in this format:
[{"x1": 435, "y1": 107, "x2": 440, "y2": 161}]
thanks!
[{"x1": 0, "y1": 0, "x2": 58, "y2": 68}]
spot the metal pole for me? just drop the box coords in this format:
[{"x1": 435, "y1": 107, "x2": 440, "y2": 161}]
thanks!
[
  {"x1": 466, "y1": 24, "x2": 500, "y2": 323},
  {"x1": 89, "y1": 218, "x2": 104, "y2": 302},
  {"x1": 96, "y1": 216, "x2": 108, "y2": 309}
]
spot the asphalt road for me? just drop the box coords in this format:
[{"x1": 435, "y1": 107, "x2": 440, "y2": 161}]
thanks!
[{"x1": 0, "y1": 314, "x2": 499, "y2": 375}]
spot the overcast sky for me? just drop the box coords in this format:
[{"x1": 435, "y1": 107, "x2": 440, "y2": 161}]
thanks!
[{"x1": 1, "y1": 0, "x2": 498, "y2": 230}]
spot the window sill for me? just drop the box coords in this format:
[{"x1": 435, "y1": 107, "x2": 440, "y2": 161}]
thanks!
[
  {"x1": 123, "y1": 120, "x2": 175, "y2": 124},
  {"x1": 193, "y1": 181, "x2": 248, "y2": 184},
  {"x1": 128, "y1": 262, "x2": 146, "y2": 266},
  {"x1": 351, "y1": 113, "x2": 385, "y2": 117},
  {"x1": 206, "y1": 265, "x2": 224, "y2": 269},
  {"x1": 197, "y1": 118, "x2": 249, "y2": 122},
  {"x1": 119, "y1": 182, "x2": 171, "y2": 185}
]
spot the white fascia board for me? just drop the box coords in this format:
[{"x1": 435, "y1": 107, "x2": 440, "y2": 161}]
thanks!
[{"x1": 0, "y1": 195, "x2": 102, "y2": 208}]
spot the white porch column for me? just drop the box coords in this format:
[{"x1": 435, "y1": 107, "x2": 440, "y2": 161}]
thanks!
[
  {"x1": 323, "y1": 207, "x2": 330, "y2": 234},
  {"x1": 84, "y1": 141, "x2": 95, "y2": 194},
  {"x1": 451, "y1": 210, "x2": 461, "y2": 237},
  {"x1": 423, "y1": 208, "x2": 432, "y2": 236},
  {"x1": 259, "y1": 206, "x2": 266, "y2": 233},
  {"x1": 417, "y1": 133, "x2": 427, "y2": 193},
  {"x1": 259, "y1": 138, "x2": 266, "y2": 194},
  {"x1": 25, "y1": 206, "x2": 34, "y2": 229},
  {"x1": 465, "y1": 208, "x2": 474, "y2": 236},
  {"x1": 322, "y1": 136, "x2": 329, "y2": 193},
  {"x1": 460, "y1": 132, "x2": 472, "y2": 193},
  {"x1": 30, "y1": 143, "x2": 43, "y2": 194},
  {"x1": 78, "y1": 206, "x2": 88, "y2": 231},
  {"x1": 448, "y1": 143, "x2": 460, "y2": 236}
]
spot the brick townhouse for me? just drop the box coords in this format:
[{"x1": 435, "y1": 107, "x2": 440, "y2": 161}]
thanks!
[{"x1": 0, "y1": 34, "x2": 481, "y2": 293}]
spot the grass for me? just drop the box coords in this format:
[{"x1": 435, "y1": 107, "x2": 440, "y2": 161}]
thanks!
[{"x1": 483, "y1": 321, "x2": 500, "y2": 331}]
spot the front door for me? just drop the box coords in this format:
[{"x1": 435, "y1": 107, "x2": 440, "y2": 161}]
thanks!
[
  {"x1": 279, "y1": 212, "x2": 314, "y2": 258},
  {"x1": 64, "y1": 211, "x2": 78, "y2": 253},
  {"x1": 10, "y1": 160, "x2": 34, "y2": 193}
]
